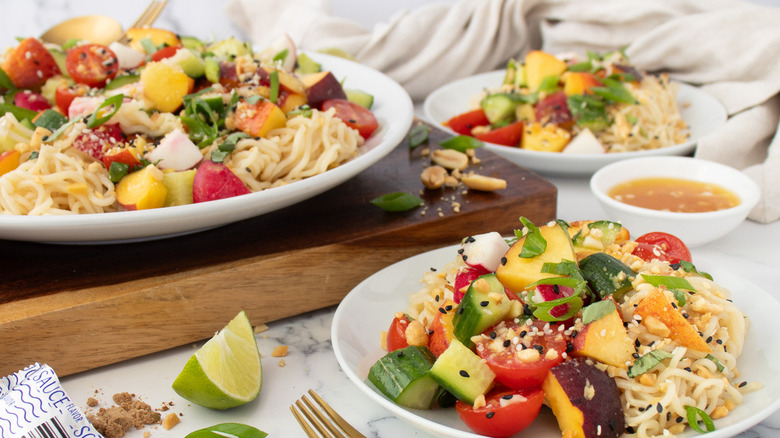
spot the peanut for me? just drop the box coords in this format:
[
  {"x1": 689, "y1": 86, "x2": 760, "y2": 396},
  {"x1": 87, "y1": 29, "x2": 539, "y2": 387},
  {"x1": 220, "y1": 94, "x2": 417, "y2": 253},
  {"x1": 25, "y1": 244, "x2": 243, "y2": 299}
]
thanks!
[
  {"x1": 461, "y1": 173, "x2": 507, "y2": 192},
  {"x1": 431, "y1": 149, "x2": 469, "y2": 171},
  {"x1": 420, "y1": 165, "x2": 448, "y2": 189}
]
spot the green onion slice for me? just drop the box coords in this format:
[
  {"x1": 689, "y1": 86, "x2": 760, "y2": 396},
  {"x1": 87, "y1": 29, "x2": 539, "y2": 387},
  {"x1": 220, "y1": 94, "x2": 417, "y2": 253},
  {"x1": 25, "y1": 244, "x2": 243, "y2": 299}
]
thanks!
[
  {"x1": 532, "y1": 293, "x2": 583, "y2": 322},
  {"x1": 641, "y1": 274, "x2": 695, "y2": 292},
  {"x1": 627, "y1": 350, "x2": 672, "y2": 378},
  {"x1": 705, "y1": 354, "x2": 725, "y2": 372},
  {"x1": 517, "y1": 217, "x2": 546, "y2": 258},
  {"x1": 438, "y1": 135, "x2": 483, "y2": 153},
  {"x1": 685, "y1": 406, "x2": 716, "y2": 433},
  {"x1": 370, "y1": 192, "x2": 424, "y2": 212},
  {"x1": 408, "y1": 124, "x2": 431, "y2": 149},
  {"x1": 86, "y1": 94, "x2": 124, "y2": 129},
  {"x1": 273, "y1": 49, "x2": 288, "y2": 63},
  {"x1": 680, "y1": 260, "x2": 713, "y2": 281},
  {"x1": 269, "y1": 70, "x2": 279, "y2": 104}
]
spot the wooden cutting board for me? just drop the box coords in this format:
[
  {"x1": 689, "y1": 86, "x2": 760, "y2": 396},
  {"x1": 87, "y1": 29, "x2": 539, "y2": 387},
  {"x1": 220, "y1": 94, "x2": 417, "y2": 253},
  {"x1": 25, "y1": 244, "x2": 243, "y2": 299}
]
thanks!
[{"x1": 0, "y1": 121, "x2": 557, "y2": 377}]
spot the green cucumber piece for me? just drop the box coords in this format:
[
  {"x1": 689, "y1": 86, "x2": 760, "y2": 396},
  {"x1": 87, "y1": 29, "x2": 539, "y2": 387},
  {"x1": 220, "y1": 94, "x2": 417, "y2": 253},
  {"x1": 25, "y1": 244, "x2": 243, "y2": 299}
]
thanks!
[
  {"x1": 429, "y1": 339, "x2": 495, "y2": 404},
  {"x1": 480, "y1": 93, "x2": 519, "y2": 125},
  {"x1": 579, "y1": 252, "x2": 636, "y2": 300},
  {"x1": 452, "y1": 273, "x2": 510, "y2": 347},
  {"x1": 367, "y1": 346, "x2": 440, "y2": 409},
  {"x1": 105, "y1": 74, "x2": 140, "y2": 91},
  {"x1": 47, "y1": 49, "x2": 69, "y2": 78},
  {"x1": 204, "y1": 58, "x2": 220, "y2": 83},
  {"x1": 572, "y1": 220, "x2": 624, "y2": 249},
  {"x1": 180, "y1": 36, "x2": 205, "y2": 52},
  {"x1": 345, "y1": 89, "x2": 374, "y2": 109},
  {"x1": 295, "y1": 53, "x2": 322, "y2": 75}
]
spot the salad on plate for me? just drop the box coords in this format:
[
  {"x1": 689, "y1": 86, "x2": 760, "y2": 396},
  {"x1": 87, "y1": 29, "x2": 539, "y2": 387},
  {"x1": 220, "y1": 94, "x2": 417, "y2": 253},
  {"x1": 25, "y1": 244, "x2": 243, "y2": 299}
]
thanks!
[{"x1": 368, "y1": 218, "x2": 757, "y2": 438}]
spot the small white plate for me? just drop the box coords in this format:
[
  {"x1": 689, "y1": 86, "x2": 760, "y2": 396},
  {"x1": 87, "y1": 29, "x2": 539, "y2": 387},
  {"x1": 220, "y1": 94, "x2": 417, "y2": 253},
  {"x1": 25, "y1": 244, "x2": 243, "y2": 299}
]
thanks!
[
  {"x1": 423, "y1": 71, "x2": 727, "y2": 177},
  {"x1": 0, "y1": 52, "x2": 413, "y2": 243},
  {"x1": 332, "y1": 244, "x2": 780, "y2": 438}
]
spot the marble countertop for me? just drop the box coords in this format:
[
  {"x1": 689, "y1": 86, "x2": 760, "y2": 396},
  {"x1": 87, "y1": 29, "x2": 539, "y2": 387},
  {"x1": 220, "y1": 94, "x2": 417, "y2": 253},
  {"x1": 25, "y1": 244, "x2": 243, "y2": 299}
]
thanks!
[{"x1": 2, "y1": 1, "x2": 779, "y2": 437}]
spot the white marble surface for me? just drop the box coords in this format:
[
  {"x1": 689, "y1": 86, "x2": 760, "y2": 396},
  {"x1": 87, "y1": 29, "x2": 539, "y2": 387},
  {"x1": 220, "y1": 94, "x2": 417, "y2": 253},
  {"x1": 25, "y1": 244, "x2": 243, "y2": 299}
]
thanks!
[{"x1": 2, "y1": 1, "x2": 780, "y2": 437}]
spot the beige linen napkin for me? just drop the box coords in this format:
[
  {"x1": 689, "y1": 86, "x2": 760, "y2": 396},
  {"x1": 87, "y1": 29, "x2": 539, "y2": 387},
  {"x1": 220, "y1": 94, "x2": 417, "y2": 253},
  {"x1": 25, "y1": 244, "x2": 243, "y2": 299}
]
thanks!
[{"x1": 226, "y1": 0, "x2": 780, "y2": 223}]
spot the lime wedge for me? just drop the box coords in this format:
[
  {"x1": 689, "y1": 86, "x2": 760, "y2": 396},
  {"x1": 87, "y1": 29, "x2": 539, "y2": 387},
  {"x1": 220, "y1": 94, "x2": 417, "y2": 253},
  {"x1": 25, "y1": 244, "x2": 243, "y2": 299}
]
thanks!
[{"x1": 172, "y1": 311, "x2": 262, "y2": 409}]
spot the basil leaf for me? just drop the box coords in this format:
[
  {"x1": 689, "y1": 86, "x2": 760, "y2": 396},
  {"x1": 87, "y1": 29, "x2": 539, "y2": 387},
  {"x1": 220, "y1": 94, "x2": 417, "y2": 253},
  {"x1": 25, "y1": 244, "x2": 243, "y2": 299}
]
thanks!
[
  {"x1": 45, "y1": 118, "x2": 80, "y2": 142},
  {"x1": 680, "y1": 260, "x2": 713, "y2": 281},
  {"x1": 86, "y1": 94, "x2": 124, "y2": 129},
  {"x1": 61, "y1": 38, "x2": 81, "y2": 50},
  {"x1": 245, "y1": 95, "x2": 263, "y2": 105},
  {"x1": 225, "y1": 132, "x2": 250, "y2": 144},
  {"x1": 108, "y1": 161, "x2": 130, "y2": 183},
  {"x1": 567, "y1": 94, "x2": 610, "y2": 131},
  {"x1": 185, "y1": 423, "x2": 268, "y2": 438},
  {"x1": 685, "y1": 406, "x2": 716, "y2": 433},
  {"x1": 567, "y1": 61, "x2": 592, "y2": 72},
  {"x1": 270, "y1": 70, "x2": 280, "y2": 104},
  {"x1": 532, "y1": 294, "x2": 583, "y2": 322},
  {"x1": 582, "y1": 300, "x2": 616, "y2": 324},
  {"x1": 140, "y1": 37, "x2": 158, "y2": 55},
  {"x1": 273, "y1": 49, "x2": 289, "y2": 63},
  {"x1": 671, "y1": 289, "x2": 687, "y2": 307},
  {"x1": 591, "y1": 78, "x2": 637, "y2": 104},
  {"x1": 438, "y1": 135, "x2": 483, "y2": 153},
  {"x1": 528, "y1": 277, "x2": 589, "y2": 297},
  {"x1": 0, "y1": 67, "x2": 15, "y2": 90},
  {"x1": 370, "y1": 192, "x2": 424, "y2": 212},
  {"x1": 537, "y1": 75, "x2": 560, "y2": 94},
  {"x1": 28, "y1": 151, "x2": 39, "y2": 160},
  {"x1": 518, "y1": 217, "x2": 546, "y2": 258},
  {"x1": 706, "y1": 354, "x2": 725, "y2": 372},
  {"x1": 408, "y1": 124, "x2": 431, "y2": 149},
  {"x1": 641, "y1": 274, "x2": 695, "y2": 292},
  {"x1": 627, "y1": 350, "x2": 672, "y2": 378},
  {"x1": 541, "y1": 260, "x2": 584, "y2": 281},
  {"x1": 0, "y1": 103, "x2": 37, "y2": 122}
]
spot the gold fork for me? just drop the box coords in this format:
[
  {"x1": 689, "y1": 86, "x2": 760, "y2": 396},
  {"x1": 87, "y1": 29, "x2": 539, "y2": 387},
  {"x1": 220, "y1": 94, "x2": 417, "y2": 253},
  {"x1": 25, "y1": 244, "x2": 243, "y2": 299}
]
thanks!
[
  {"x1": 118, "y1": 0, "x2": 169, "y2": 43},
  {"x1": 290, "y1": 389, "x2": 367, "y2": 438}
]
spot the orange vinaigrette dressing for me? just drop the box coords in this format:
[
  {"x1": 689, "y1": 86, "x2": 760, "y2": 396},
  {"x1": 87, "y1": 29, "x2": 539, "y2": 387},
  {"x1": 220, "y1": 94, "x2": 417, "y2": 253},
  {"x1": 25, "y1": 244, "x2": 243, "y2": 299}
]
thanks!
[{"x1": 608, "y1": 177, "x2": 741, "y2": 213}]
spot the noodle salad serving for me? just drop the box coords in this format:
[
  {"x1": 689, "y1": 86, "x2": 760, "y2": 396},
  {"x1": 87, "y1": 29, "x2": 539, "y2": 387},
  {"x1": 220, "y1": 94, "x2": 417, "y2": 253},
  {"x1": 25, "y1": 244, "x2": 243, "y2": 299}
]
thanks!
[
  {"x1": 0, "y1": 29, "x2": 378, "y2": 215},
  {"x1": 370, "y1": 219, "x2": 758, "y2": 438},
  {"x1": 444, "y1": 50, "x2": 689, "y2": 154}
]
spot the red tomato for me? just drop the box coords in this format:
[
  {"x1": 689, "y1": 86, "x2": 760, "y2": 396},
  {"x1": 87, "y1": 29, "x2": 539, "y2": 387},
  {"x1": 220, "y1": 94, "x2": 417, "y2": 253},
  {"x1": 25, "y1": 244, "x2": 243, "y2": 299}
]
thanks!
[
  {"x1": 1, "y1": 38, "x2": 60, "y2": 89},
  {"x1": 66, "y1": 44, "x2": 119, "y2": 88},
  {"x1": 102, "y1": 148, "x2": 141, "y2": 170},
  {"x1": 534, "y1": 91, "x2": 573, "y2": 128},
  {"x1": 632, "y1": 232, "x2": 692, "y2": 264},
  {"x1": 72, "y1": 124, "x2": 124, "y2": 161},
  {"x1": 54, "y1": 83, "x2": 90, "y2": 114},
  {"x1": 150, "y1": 46, "x2": 181, "y2": 62},
  {"x1": 386, "y1": 314, "x2": 410, "y2": 352},
  {"x1": 445, "y1": 109, "x2": 490, "y2": 135},
  {"x1": 455, "y1": 388, "x2": 543, "y2": 438},
  {"x1": 474, "y1": 121, "x2": 524, "y2": 146},
  {"x1": 14, "y1": 90, "x2": 51, "y2": 112},
  {"x1": 475, "y1": 319, "x2": 567, "y2": 390},
  {"x1": 322, "y1": 99, "x2": 379, "y2": 139}
]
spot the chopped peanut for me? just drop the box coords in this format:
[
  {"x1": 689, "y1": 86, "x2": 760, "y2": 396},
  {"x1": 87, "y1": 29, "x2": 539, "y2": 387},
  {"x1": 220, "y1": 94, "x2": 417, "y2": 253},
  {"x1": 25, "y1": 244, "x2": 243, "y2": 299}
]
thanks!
[
  {"x1": 272, "y1": 345, "x2": 289, "y2": 357},
  {"x1": 405, "y1": 320, "x2": 429, "y2": 346},
  {"x1": 162, "y1": 413, "x2": 180, "y2": 430},
  {"x1": 710, "y1": 406, "x2": 729, "y2": 419}
]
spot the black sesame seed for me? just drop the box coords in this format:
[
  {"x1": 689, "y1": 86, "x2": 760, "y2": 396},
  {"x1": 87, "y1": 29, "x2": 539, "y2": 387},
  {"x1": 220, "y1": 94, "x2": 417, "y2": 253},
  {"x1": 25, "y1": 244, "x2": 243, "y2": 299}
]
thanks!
[
  {"x1": 676, "y1": 416, "x2": 684, "y2": 423},
  {"x1": 553, "y1": 284, "x2": 560, "y2": 295},
  {"x1": 656, "y1": 403, "x2": 663, "y2": 413},
  {"x1": 523, "y1": 304, "x2": 533, "y2": 316},
  {"x1": 609, "y1": 420, "x2": 616, "y2": 431},
  {"x1": 480, "y1": 301, "x2": 489, "y2": 307},
  {"x1": 667, "y1": 412, "x2": 672, "y2": 421},
  {"x1": 670, "y1": 263, "x2": 681, "y2": 270},
  {"x1": 503, "y1": 340, "x2": 511, "y2": 348},
  {"x1": 486, "y1": 411, "x2": 495, "y2": 419},
  {"x1": 462, "y1": 255, "x2": 468, "y2": 261},
  {"x1": 457, "y1": 307, "x2": 464, "y2": 315},
  {"x1": 438, "y1": 307, "x2": 447, "y2": 314},
  {"x1": 716, "y1": 339, "x2": 723, "y2": 345},
  {"x1": 430, "y1": 267, "x2": 437, "y2": 272},
  {"x1": 501, "y1": 395, "x2": 513, "y2": 400},
  {"x1": 465, "y1": 236, "x2": 476, "y2": 243},
  {"x1": 706, "y1": 336, "x2": 713, "y2": 343},
  {"x1": 500, "y1": 257, "x2": 507, "y2": 266},
  {"x1": 397, "y1": 351, "x2": 404, "y2": 357},
  {"x1": 459, "y1": 370, "x2": 470, "y2": 378},
  {"x1": 533, "y1": 345, "x2": 544, "y2": 353},
  {"x1": 445, "y1": 305, "x2": 453, "y2": 311},
  {"x1": 632, "y1": 353, "x2": 640, "y2": 359},
  {"x1": 435, "y1": 295, "x2": 440, "y2": 302},
  {"x1": 571, "y1": 330, "x2": 579, "y2": 338},
  {"x1": 739, "y1": 381, "x2": 747, "y2": 388},
  {"x1": 519, "y1": 330, "x2": 527, "y2": 337},
  {"x1": 626, "y1": 426, "x2": 636, "y2": 434},
  {"x1": 566, "y1": 342, "x2": 574, "y2": 353},
  {"x1": 490, "y1": 331, "x2": 497, "y2": 339},
  {"x1": 457, "y1": 248, "x2": 464, "y2": 254},
  {"x1": 638, "y1": 406, "x2": 645, "y2": 412},
  {"x1": 634, "y1": 339, "x2": 641, "y2": 348}
]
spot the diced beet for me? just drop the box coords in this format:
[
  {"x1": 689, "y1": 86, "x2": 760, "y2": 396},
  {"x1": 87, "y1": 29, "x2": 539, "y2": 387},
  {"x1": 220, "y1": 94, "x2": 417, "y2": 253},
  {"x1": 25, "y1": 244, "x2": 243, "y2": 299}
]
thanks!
[
  {"x1": 535, "y1": 284, "x2": 576, "y2": 318},
  {"x1": 534, "y1": 91, "x2": 573, "y2": 127},
  {"x1": 192, "y1": 160, "x2": 251, "y2": 203},
  {"x1": 453, "y1": 266, "x2": 489, "y2": 303},
  {"x1": 14, "y1": 90, "x2": 51, "y2": 112}
]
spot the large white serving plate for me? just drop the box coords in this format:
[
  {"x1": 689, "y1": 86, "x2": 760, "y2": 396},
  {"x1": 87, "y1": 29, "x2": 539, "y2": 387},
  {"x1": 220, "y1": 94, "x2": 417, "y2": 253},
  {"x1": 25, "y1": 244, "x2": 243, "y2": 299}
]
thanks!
[
  {"x1": 423, "y1": 71, "x2": 727, "y2": 177},
  {"x1": 332, "y1": 244, "x2": 780, "y2": 438},
  {"x1": 0, "y1": 52, "x2": 413, "y2": 243}
]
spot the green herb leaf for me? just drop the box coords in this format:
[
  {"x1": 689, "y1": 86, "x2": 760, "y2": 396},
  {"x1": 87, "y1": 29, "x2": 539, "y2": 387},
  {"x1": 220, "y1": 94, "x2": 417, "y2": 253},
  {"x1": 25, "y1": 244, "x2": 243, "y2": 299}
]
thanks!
[
  {"x1": 270, "y1": 70, "x2": 280, "y2": 104},
  {"x1": 140, "y1": 37, "x2": 158, "y2": 55},
  {"x1": 625, "y1": 114, "x2": 638, "y2": 124},
  {"x1": 591, "y1": 78, "x2": 637, "y2": 104},
  {"x1": 0, "y1": 103, "x2": 37, "y2": 122},
  {"x1": 537, "y1": 75, "x2": 560, "y2": 94},
  {"x1": 86, "y1": 94, "x2": 124, "y2": 129},
  {"x1": 679, "y1": 260, "x2": 713, "y2": 281},
  {"x1": 567, "y1": 94, "x2": 610, "y2": 131},
  {"x1": 438, "y1": 135, "x2": 483, "y2": 153},
  {"x1": 532, "y1": 294, "x2": 583, "y2": 322},
  {"x1": 518, "y1": 217, "x2": 546, "y2": 258},
  {"x1": 582, "y1": 300, "x2": 616, "y2": 324},
  {"x1": 105, "y1": 74, "x2": 140, "y2": 91},
  {"x1": 185, "y1": 423, "x2": 268, "y2": 438},
  {"x1": 541, "y1": 260, "x2": 584, "y2": 281},
  {"x1": 108, "y1": 161, "x2": 130, "y2": 183},
  {"x1": 0, "y1": 67, "x2": 15, "y2": 90},
  {"x1": 370, "y1": 192, "x2": 424, "y2": 212},
  {"x1": 245, "y1": 95, "x2": 263, "y2": 105},
  {"x1": 706, "y1": 354, "x2": 725, "y2": 372},
  {"x1": 45, "y1": 118, "x2": 80, "y2": 142},
  {"x1": 627, "y1": 350, "x2": 672, "y2": 378},
  {"x1": 273, "y1": 49, "x2": 289, "y2": 63},
  {"x1": 685, "y1": 406, "x2": 716, "y2": 433},
  {"x1": 567, "y1": 61, "x2": 592, "y2": 73},
  {"x1": 408, "y1": 124, "x2": 431, "y2": 149},
  {"x1": 671, "y1": 289, "x2": 687, "y2": 307},
  {"x1": 33, "y1": 109, "x2": 68, "y2": 132},
  {"x1": 287, "y1": 104, "x2": 313, "y2": 118},
  {"x1": 641, "y1": 274, "x2": 695, "y2": 292},
  {"x1": 28, "y1": 151, "x2": 39, "y2": 160},
  {"x1": 61, "y1": 38, "x2": 81, "y2": 50}
]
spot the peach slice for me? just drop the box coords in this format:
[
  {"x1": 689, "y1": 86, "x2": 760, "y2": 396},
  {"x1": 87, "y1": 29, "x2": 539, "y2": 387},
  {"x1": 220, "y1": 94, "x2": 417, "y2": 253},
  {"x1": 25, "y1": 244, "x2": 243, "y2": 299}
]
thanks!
[{"x1": 116, "y1": 164, "x2": 168, "y2": 211}]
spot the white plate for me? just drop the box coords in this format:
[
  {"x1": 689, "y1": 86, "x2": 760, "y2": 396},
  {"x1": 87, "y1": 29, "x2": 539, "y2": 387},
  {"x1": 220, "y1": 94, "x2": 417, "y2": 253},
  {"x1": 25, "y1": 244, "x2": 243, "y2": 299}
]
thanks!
[
  {"x1": 0, "y1": 53, "x2": 413, "y2": 243},
  {"x1": 332, "y1": 244, "x2": 780, "y2": 438},
  {"x1": 423, "y1": 71, "x2": 727, "y2": 177}
]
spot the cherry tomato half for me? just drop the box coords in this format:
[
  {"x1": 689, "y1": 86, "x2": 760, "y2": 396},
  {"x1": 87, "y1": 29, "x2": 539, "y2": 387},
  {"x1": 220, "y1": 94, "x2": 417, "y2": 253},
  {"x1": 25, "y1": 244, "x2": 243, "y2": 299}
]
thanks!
[
  {"x1": 631, "y1": 232, "x2": 692, "y2": 264},
  {"x1": 54, "y1": 83, "x2": 90, "y2": 114},
  {"x1": 1, "y1": 38, "x2": 60, "y2": 88},
  {"x1": 475, "y1": 319, "x2": 567, "y2": 390},
  {"x1": 66, "y1": 44, "x2": 119, "y2": 88},
  {"x1": 474, "y1": 121, "x2": 524, "y2": 146},
  {"x1": 445, "y1": 109, "x2": 490, "y2": 136},
  {"x1": 322, "y1": 99, "x2": 378, "y2": 139},
  {"x1": 386, "y1": 314, "x2": 410, "y2": 352},
  {"x1": 72, "y1": 123, "x2": 124, "y2": 161},
  {"x1": 455, "y1": 388, "x2": 544, "y2": 438},
  {"x1": 150, "y1": 46, "x2": 182, "y2": 62}
]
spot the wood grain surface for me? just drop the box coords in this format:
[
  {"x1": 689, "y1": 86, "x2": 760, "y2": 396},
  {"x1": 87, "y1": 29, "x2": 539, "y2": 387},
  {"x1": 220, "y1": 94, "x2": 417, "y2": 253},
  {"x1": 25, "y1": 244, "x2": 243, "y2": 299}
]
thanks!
[{"x1": 0, "y1": 121, "x2": 557, "y2": 377}]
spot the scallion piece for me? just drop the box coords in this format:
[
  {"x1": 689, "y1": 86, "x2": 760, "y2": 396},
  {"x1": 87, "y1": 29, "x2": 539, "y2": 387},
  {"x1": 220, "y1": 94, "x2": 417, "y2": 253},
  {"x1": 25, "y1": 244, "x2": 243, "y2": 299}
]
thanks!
[
  {"x1": 140, "y1": 37, "x2": 158, "y2": 55},
  {"x1": 270, "y1": 70, "x2": 279, "y2": 104},
  {"x1": 641, "y1": 274, "x2": 695, "y2": 292},
  {"x1": 582, "y1": 300, "x2": 616, "y2": 324},
  {"x1": 518, "y1": 217, "x2": 546, "y2": 258},
  {"x1": 685, "y1": 406, "x2": 716, "y2": 433},
  {"x1": 408, "y1": 124, "x2": 431, "y2": 149},
  {"x1": 438, "y1": 135, "x2": 483, "y2": 153},
  {"x1": 680, "y1": 260, "x2": 713, "y2": 280},
  {"x1": 706, "y1": 354, "x2": 725, "y2": 372},
  {"x1": 0, "y1": 103, "x2": 36, "y2": 122},
  {"x1": 532, "y1": 294, "x2": 583, "y2": 322},
  {"x1": 273, "y1": 49, "x2": 288, "y2": 63},
  {"x1": 627, "y1": 350, "x2": 672, "y2": 378},
  {"x1": 370, "y1": 192, "x2": 424, "y2": 212},
  {"x1": 85, "y1": 94, "x2": 124, "y2": 129}
]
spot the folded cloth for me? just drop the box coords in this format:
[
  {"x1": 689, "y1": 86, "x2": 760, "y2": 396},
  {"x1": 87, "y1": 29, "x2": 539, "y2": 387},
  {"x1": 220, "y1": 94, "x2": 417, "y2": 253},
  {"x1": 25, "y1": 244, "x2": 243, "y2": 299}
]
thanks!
[{"x1": 226, "y1": 0, "x2": 780, "y2": 223}]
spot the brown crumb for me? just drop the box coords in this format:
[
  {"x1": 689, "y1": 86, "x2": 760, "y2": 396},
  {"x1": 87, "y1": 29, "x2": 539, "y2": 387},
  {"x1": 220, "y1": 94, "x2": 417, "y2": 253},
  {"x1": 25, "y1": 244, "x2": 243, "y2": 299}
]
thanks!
[
  {"x1": 87, "y1": 392, "x2": 162, "y2": 438},
  {"x1": 87, "y1": 397, "x2": 98, "y2": 407},
  {"x1": 272, "y1": 345, "x2": 288, "y2": 357},
  {"x1": 143, "y1": 432, "x2": 151, "y2": 438}
]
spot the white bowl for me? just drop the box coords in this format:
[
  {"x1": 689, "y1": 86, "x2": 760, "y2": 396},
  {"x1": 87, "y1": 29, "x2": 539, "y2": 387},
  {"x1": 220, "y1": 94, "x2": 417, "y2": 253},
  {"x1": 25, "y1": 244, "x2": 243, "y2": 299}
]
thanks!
[{"x1": 590, "y1": 156, "x2": 760, "y2": 247}]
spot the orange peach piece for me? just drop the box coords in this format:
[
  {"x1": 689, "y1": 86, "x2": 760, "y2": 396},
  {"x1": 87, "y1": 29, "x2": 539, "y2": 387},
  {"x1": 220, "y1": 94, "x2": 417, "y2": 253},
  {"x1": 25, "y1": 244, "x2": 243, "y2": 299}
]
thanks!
[
  {"x1": 564, "y1": 72, "x2": 602, "y2": 96},
  {"x1": 524, "y1": 50, "x2": 567, "y2": 91},
  {"x1": 520, "y1": 122, "x2": 571, "y2": 153},
  {"x1": 634, "y1": 289, "x2": 711, "y2": 352},
  {"x1": 141, "y1": 62, "x2": 194, "y2": 113},
  {"x1": 116, "y1": 164, "x2": 168, "y2": 211},
  {"x1": 301, "y1": 71, "x2": 347, "y2": 109},
  {"x1": 125, "y1": 28, "x2": 181, "y2": 54},
  {"x1": 427, "y1": 303, "x2": 456, "y2": 357},
  {"x1": 233, "y1": 100, "x2": 287, "y2": 138},
  {"x1": 0, "y1": 150, "x2": 21, "y2": 177},
  {"x1": 571, "y1": 301, "x2": 634, "y2": 368}
]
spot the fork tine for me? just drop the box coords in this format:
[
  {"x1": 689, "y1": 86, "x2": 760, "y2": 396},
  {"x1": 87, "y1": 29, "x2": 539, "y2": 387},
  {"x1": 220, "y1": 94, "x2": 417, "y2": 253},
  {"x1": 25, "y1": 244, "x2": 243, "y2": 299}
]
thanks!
[
  {"x1": 295, "y1": 399, "x2": 341, "y2": 438},
  {"x1": 127, "y1": 0, "x2": 158, "y2": 31},
  {"x1": 301, "y1": 395, "x2": 348, "y2": 438},
  {"x1": 308, "y1": 390, "x2": 366, "y2": 438},
  {"x1": 290, "y1": 404, "x2": 319, "y2": 438}
]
